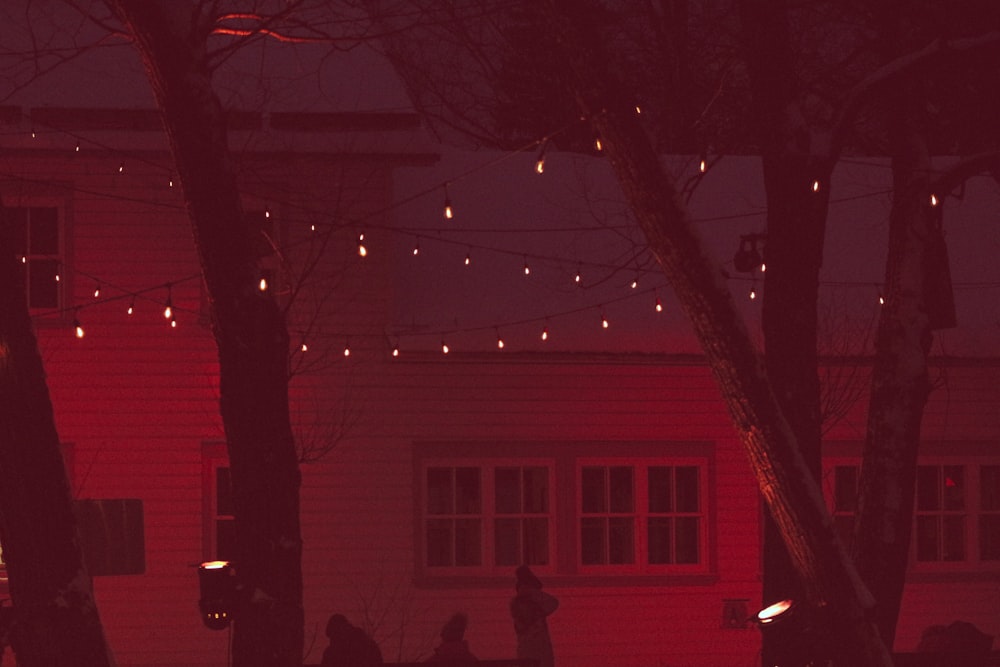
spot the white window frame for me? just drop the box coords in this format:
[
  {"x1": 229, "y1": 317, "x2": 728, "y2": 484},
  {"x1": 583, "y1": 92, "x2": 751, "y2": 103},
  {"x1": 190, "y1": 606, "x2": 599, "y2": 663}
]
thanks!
[
  {"x1": 202, "y1": 442, "x2": 235, "y2": 562},
  {"x1": 577, "y1": 458, "x2": 710, "y2": 575}
]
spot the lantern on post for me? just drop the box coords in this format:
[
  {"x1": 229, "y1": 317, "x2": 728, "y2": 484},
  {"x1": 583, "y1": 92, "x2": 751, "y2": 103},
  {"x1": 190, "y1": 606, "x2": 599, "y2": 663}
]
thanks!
[{"x1": 198, "y1": 560, "x2": 237, "y2": 630}]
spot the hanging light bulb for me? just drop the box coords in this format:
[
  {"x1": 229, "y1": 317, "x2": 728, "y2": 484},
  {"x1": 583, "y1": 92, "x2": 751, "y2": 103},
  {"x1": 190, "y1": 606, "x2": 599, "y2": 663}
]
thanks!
[
  {"x1": 635, "y1": 105, "x2": 642, "y2": 114},
  {"x1": 699, "y1": 152, "x2": 707, "y2": 173},
  {"x1": 73, "y1": 315, "x2": 85, "y2": 339},
  {"x1": 496, "y1": 329, "x2": 505, "y2": 350},
  {"x1": 441, "y1": 340, "x2": 450, "y2": 354},
  {"x1": 392, "y1": 344, "x2": 400, "y2": 358},
  {"x1": 443, "y1": 185, "x2": 453, "y2": 220},
  {"x1": 541, "y1": 324, "x2": 549, "y2": 341},
  {"x1": 655, "y1": 295, "x2": 663, "y2": 312},
  {"x1": 523, "y1": 258, "x2": 530, "y2": 276},
  {"x1": 357, "y1": 233, "x2": 367, "y2": 257},
  {"x1": 630, "y1": 277, "x2": 638, "y2": 289},
  {"x1": 601, "y1": 311, "x2": 609, "y2": 329},
  {"x1": 343, "y1": 342, "x2": 351, "y2": 357},
  {"x1": 310, "y1": 223, "x2": 317, "y2": 232},
  {"x1": 93, "y1": 283, "x2": 101, "y2": 298},
  {"x1": 265, "y1": 206, "x2": 271, "y2": 219},
  {"x1": 412, "y1": 240, "x2": 420, "y2": 256},
  {"x1": 118, "y1": 161, "x2": 125, "y2": 173},
  {"x1": 535, "y1": 140, "x2": 548, "y2": 174},
  {"x1": 75, "y1": 140, "x2": 80, "y2": 152},
  {"x1": 300, "y1": 342, "x2": 308, "y2": 352},
  {"x1": 465, "y1": 251, "x2": 471, "y2": 266},
  {"x1": 163, "y1": 286, "x2": 173, "y2": 320},
  {"x1": 574, "y1": 265, "x2": 582, "y2": 285},
  {"x1": 930, "y1": 193, "x2": 939, "y2": 207},
  {"x1": 127, "y1": 296, "x2": 136, "y2": 316},
  {"x1": 812, "y1": 179, "x2": 820, "y2": 193},
  {"x1": 259, "y1": 276, "x2": 268, "y2": 292},
  {"x1": 749, "y1": 286, "x2": 757, "y2": 300},
  {"x1": 594, "y1": 136, "x2": 603, "y2": 152},
  {"x1": 170, "y1": 316, "x2": 178, "y2": 329}
]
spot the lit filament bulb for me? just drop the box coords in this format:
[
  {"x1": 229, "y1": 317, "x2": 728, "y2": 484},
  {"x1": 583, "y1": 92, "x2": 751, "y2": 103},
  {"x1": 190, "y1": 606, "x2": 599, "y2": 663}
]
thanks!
[
  {"x1": 465, "y1": 252, "x2": 471, "y2": 266},
  {"x1": 357, "y1": 234, "x2": 367, "y2": 257},
  {"x1": 259, "y1": 277, "x2": 268, "y2": 292},
  {"x1": 441, "y1": 341, "x2": 450, "y2": 355},
  {"x1": 127, "y1": 298, "x2": 135, "y2": 316},
  {"x1": 93, "y1": 284, "x2": 101, "y2": 298},
  {"x1": 631, "y1": 278, "x2": 638, "y2": 289},
  {"x1": 444, "y1": 187, "x2": 453, "y2": 220},
  {"x1": 392, "y1": 346, "x2": 400, "y2": 358},
  {"x1": 541, "y1": 325, "x2": 549, "y2": 341},
  {"x1": 749, "y1": 287, "x2": 757, "y2": 300},
  {"x1": 170, "y1": 317, "x2": 177, "y2": 329},
  {"x1": 655, "y1": 296, "x2": 663, "y2": 312},
  {"x1": 523, "y1": 260, "x2": 530, "y2": 276},
  {"x1": 930, "y1": 193, "x2": 939, "y2": 207},
  {"x1": 601, "y1": 313, "x2": 609, "y2": 329},
  {"x1": 164, "y1": 302, "x2": 172, "y2": 320},
  {"x1": 812, "y1": 180, "x2": 820, "y2": 193},
  {"x1": 594, "y1": 137, "x2": 603, "y2": 152},
  {"x1": 119, "y1": 162, "x2": 125, "y2": 173},
  {"x1": 878, "y1": 293, "x2": 885, "y2": 306},
  {"x1": 343, "y1": 345, "x2": 351, "y2": 357},
  {"x1": 74, "y1": 318, "x2": 85, "y2": 339},
  {"x1": 497, "y1": 332, "x2": 505, "y2": 349},
  {"x1": 699, "y1": 155, "x2": 707, "y2": 173},
  {"x1": 535, "y1": 155, "x2": 546, "y2": 174},
  {"x1": 412, "y1": 242, "x2": 420, "y2": 256},
  {"x1": 301, "y1": 342, "x2": 308, "y2": 352}
]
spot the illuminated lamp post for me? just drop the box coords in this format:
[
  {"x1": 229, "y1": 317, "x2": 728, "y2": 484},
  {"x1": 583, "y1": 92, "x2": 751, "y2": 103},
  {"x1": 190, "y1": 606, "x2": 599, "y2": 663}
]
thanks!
[{"x1": 198, "y1": 560, "x2": 237, "y2": 630}]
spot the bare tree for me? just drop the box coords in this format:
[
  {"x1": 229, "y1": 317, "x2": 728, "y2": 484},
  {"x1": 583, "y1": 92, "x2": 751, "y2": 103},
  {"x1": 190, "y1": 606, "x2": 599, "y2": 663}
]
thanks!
[{"x1": 0, "y1": 204, "x2": 113, "y2": 666}]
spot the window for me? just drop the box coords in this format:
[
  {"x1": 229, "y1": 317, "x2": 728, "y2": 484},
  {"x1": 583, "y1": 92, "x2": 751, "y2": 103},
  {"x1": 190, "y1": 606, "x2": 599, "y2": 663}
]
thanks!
[
  {"x1": 580, "y1": 462, "x2": 705, "y2": 572},
  {"x1": 417, "y1": 442, "x2": 713, "y2": 582},
  {"x1": 824, "y1": 454, "x2": 1000, "y2": 571},
  {"x1": 203, "y1": 444, "x2": 235, "y2": 561},
  {"x1": 2, "y1": 206, "x2": 62, "y2": 310},
  {"x1": 424, "y1": 463, "x2": 552, "y2": 572}
]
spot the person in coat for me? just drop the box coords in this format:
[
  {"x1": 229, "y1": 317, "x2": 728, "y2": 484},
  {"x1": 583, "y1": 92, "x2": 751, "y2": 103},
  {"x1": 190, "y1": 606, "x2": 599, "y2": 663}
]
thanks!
[
  {"x1": 321, "y1": 613, "x2": 383, "y2": 667},
  {"x1": 425, "y1": 612, "x2": 477, "y2": 664},
  {"x1": 509, "y1": 565, "x2": 558, "y2": 667}
]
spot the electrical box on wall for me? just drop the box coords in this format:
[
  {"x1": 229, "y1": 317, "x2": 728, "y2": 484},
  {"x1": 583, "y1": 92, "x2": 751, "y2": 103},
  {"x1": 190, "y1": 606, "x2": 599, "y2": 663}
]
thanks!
[{"x1": 722, "y1": 598, "x2": 750, "y2": 629}]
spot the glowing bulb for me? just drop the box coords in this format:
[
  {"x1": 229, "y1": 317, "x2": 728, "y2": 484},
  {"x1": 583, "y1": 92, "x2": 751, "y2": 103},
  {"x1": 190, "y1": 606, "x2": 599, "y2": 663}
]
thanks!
[
  {"x1": 535, "y1": 156, "x2": 545, "y2": 174},
  {"x1": 301, "y1": 343, "x2": 308, "y2": 352},
  {"x1": 412, "y1": 242, "x2": 420, "y2": 256},
  {"x1": 55, "y1": 273, "x2": 60, "y2": 282},
  {"x1": 541, "y1": 326, "x2": 549, "y2": 341},
  {"x1": 265, "y1": 207, "x2": 271, "y2": 219},
  {"x1": 749, "y1": 288, "x2": 757, "y2": 300},
  {"x1": 930, "y1": 193, "x2": 939, "y2": 206},
  {"x1": 444, "y1": 187, "x2": 454, "y2": 220},
  {"x1": 575, "y1": 270, "x2": 581, "y2": 284},
  {"x1": 74, "y1": 318, "x2": 85, "y2": 338},
  {"x1": 760, "y1": 263, "x2": 767, "y2": 273},
  {"x1": 497, "y1": 336, "x2": 505, "y2": 350},
  {"x1": 699, "y1": 155, "x2": 707, "y2": 173},
  {"x1": 631, "y1": 279, "x2": 638, "y2": 289},
  {"x1": 594, "y1": 137, "x2": 603, "y2": 152},
  {"x1": 635, "y1": 105, "x2": 642, "y2": 114},
  {"x1": 523, "y1": 260, "x2": 530, "y2": 276},
  {"x1": 357, "y1": 233, "x2": 367, "y2": 257},
  {"x1": 879, "y1": 294, "x2": 885, "y2": 305},
  {"x1": 20, "y1": 256, "x2": 26, "y2": 264},
  {"x1": 655, "y1": 296, "x2": 663, "y2": 312},
  {"x1": 164, "y1": 303, "x2": 172, "y2": 320},
  {"x1": 75, "y1": 141, "x2": 80, "y2": 152},
  {"x1": 259, "y1": 277, "x2": 268, "y2": 292},
  {"x1": 392, "y1": 346, "x2": 400, "y2": 357},
  {"x1": 93, "y1": 285, "x2": 101, "y2": 298},
  {"x1": 170, "y1": 317, "x2": 177, "y2": 328},
  {"x1": 168, "y1": 177, "x2": 174, "y2": 188},
  {"x1": 343, "y1": 346, "x2": 350, "y2": 357},
  {"x1": 601, "y1": 314, "x2": 609, "y2": 329},
  {"x1": 119, "y1": 162, "x2": 125, "y2": 173},
  {"x1": 465, "y1": 252, "x2": 471, "y2": 266},
  {"x1": 310, "y1": 224, "x2": 316, "y2": 232},
  {"x1": 127, "y1": 298, "x2": 135, "y2": 316},
  {"x1": 812, "y1": 180, "x2": 820, "y2": 192},
  {"x1": 441, "y1": 341, "x2": 450, "y2": 354}
]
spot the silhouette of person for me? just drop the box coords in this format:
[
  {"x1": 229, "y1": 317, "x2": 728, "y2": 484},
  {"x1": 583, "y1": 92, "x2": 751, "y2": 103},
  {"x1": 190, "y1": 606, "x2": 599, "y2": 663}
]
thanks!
[
  {"x1": 510, "y1": 565, "x2": 558, "y2": 667},
  {"x1": 425, "y1": 612, "x2": 477, "y2": 664},
  {"x1": 321, "y1": 613, "x2": 383, "y2": 667}
]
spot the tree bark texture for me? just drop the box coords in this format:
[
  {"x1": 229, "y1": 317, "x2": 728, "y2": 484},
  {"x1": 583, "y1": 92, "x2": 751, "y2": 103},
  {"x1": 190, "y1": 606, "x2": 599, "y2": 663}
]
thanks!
[
  {"x1": 738, "y1": 2, "x2": 832, "y2": 663},
  {"x1": 540, "y1": 1, "x2": 892, "y2": 664},
  {"x1": 0, "y1": 212, "x2": 114, "y2": 667},
  {"x1": 105, "y1": 3, "x2": 304, "y2": 666},
  {"x1": 853, "y1": 46, "x2": 937, "y2": 648}
]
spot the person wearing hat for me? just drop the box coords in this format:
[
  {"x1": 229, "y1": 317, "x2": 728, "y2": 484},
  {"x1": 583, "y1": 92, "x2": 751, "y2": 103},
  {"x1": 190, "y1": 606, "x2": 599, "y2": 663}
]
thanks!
[
  {"x1": 510, "y1": 565, "x2": 559, "y2": 667},
  {"x1": 425, "y1": 612, "x2": 477, "y2": 664}
]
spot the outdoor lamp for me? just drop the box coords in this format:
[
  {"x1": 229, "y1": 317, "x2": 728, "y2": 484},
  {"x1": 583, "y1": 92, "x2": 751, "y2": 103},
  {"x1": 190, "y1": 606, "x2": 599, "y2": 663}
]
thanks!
[
  {"x1": 755, "y1": 598, "x2": 795, "y2": 625},
  {"x1": 198, "y1": 560, "x2": 236, "y2": 630}
]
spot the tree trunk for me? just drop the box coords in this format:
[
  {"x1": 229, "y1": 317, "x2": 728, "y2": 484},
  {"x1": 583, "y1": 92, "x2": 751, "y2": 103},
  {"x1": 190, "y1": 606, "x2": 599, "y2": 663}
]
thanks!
[
  {"x1": 541, "y1": 1, "x2": 892, "y2": 664},
  {"x1": 0, "y1": 210, "x2": 114, "y2": 667},
  {"x1": 853, "y1": 64, "x2": 939, "y2": 649},
  {"x1": 105, "y1": 3, "x2": 304, "y2": 666},
  {"x1": 738, "y1": 2, "x2": 831, "y2": 664}
]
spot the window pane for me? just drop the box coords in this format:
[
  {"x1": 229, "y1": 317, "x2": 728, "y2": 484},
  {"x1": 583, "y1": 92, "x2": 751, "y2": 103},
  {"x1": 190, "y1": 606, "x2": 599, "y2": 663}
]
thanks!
[
  {"x1": 982, "y1": 466, "x2": 1000, "y2": 511},
  {"x1": 522, "y1": 467, "x2": 549, "y2": 514},
  {"x1": 834, "y1": 466, "x2": 858, "y2": 512},
  {"x1": 648, "y1": 467, "x2": 672, "y2": 513},
  {"x1": 426, "y1": 468, "x2": 453, "y2": 515},
  {"x1": 29, "y1": 207, "x2": 59, "y2": 254},
  {"x1": 523, "y1": 518, "x2": 549, "y2": 565},
  {"x1": 216, "y1": 518, "x2": 236, "y2": 561},
  {"x1": 648, "y1": 517, "x2": 671, "y2": 564},
  {"x1": 581, "y1": 517, "x2": 606, "y2": 564},
  {"x1": 582, "y1": 467, "x2": 605, "y2": 513},
  {"x1": 675, "y1": 517, "x2": 700, "y2": 564},
  {"x1": 675, "y1": 467, "x2": 699, "y2": 513},
  {"x1": 454, "y1": 518, "x2": 481, "y2": 566},
  {"x1": 454, "y1": 468, "x2": 481, "y2": 514},
  {"x1": 216, "y1": 467, "x2": 233, "y2": 516},
  {"x1": 943, "y1": 466, "x2": 965, "y2": 511},
  {"x1": 917, "y1": 466, "x2": 940, "y2": 511},
  {"x1": 494, "y1": 518, "x2": 520, "y2": 566},
  {"x1": 495, "y1": 468, "x2": 520, "y2": 514},
  {"x1": 3, "y1": 208, "x2": 27, "y2": 254},
  {"x1": 980, "y1": 516, "x2": 1000, "y2": 561},
  {"x1": 426, "y1": 519, "x2": 452, "y2": 566},
  {"x1": 916, "y1": 516, "x2": 939, "y2": 561},
  {"x1": 608, "y1": 517, "x2": 635, "y2": 564},
  {"x1": 609, "y1": 467, "x2": 634, "y2": 513},
  {"x1": 29, "y1": 259, "x2": 59, "y2": 309},
  {"x1": 943, "y1": 516, "x2": 965, "y2": 561}
]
